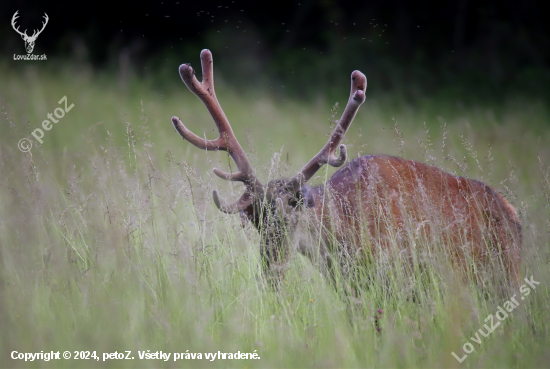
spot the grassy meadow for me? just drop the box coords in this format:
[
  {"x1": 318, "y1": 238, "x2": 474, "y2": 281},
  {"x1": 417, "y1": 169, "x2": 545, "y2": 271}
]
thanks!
[{"x1": 1, "y1": 62, "x2": 549, "y2": 368}]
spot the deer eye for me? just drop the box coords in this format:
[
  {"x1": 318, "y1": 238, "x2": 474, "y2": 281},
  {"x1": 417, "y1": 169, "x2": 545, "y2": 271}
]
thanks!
[{"x1": 285, "y1": 186, "x2": 314, "y2": 209}]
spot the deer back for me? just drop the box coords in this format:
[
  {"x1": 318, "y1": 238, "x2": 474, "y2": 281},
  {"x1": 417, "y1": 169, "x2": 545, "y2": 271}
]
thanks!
[{"x1": 306, "y1": 155, "x2": 521, "y2": 282}]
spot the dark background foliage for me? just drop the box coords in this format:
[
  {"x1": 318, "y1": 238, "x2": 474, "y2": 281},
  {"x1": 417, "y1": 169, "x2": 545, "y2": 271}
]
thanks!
[{"x1": 1, "y1": 0, "x2": 548, "y2": 102}]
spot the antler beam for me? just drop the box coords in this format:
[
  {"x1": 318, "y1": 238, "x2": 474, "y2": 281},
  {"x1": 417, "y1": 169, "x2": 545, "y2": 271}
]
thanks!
[
  {"x1": 32, "y1": 13, "x2": 49, "y2": 38},
  {"x1": 172, "y1": 49, "x2": 263, "y2": 212},
  {"x1": 291, "y1": 70, "x2": 366, "y2": 187},
  {"x1": 11, "y1": 11, "x2": 26, "y2": 37}
]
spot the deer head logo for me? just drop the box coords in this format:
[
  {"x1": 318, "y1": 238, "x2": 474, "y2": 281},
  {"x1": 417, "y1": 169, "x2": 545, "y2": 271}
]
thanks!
[{"x1": 11, "y1": 11, "x2": 49, "y2": 54}]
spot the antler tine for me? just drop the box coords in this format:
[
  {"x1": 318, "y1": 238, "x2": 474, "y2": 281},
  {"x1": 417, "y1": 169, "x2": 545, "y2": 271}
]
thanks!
[
  {"x1": 212, "y1": 190, "x2": 254, "y2": 214},
  {"x1": 291, "y1": 70, "x2": 366, "y2": 187}
]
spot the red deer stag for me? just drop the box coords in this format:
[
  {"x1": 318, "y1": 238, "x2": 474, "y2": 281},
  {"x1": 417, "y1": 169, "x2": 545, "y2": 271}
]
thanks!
[{"x1": 171, "y1": 49, "x2": 521, "y2": 286}]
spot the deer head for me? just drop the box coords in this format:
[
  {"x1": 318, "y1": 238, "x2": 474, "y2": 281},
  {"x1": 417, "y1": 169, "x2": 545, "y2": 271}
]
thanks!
[
  {"x1": 172, "y1": 49, "x2": 366, "y2": 279},
  {"x1": 11, "y1": 11, "x2": 49, "y2": 54}
]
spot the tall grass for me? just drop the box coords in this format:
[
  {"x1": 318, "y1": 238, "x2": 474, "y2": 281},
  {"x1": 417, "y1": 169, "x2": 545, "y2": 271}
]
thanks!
[{"x1": 1, "y1": 64, "x2": 549, "y2": 368}]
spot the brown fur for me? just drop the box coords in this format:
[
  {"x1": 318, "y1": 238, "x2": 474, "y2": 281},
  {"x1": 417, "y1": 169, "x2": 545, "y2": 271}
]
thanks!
[{"x1": 302, "y1": 155, "x2": 521, "y2": 284}]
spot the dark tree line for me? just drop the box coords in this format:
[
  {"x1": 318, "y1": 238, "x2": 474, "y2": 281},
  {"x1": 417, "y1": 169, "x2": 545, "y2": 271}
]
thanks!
[{"x1": 1, "y1": 0, "x2": 548, "y2": 100}]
